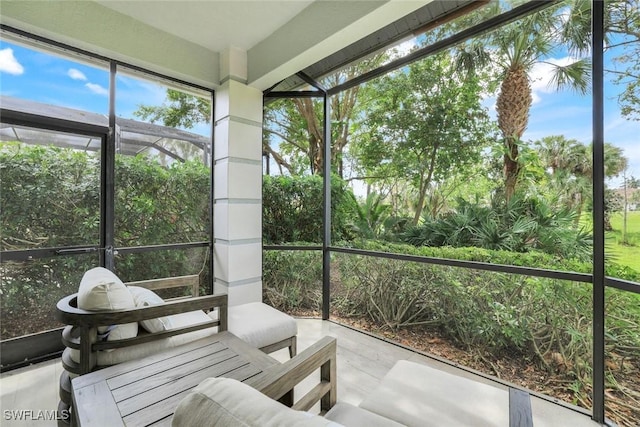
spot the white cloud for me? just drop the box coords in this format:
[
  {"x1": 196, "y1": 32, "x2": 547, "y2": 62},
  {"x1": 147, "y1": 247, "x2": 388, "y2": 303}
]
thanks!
[
  {"x1": 0, "y1": 48, "x2": 24, "y2": 75},
  {"x1": 531, "y1": 91, "x2": 542, "y2": 105},
  {"x1": 85, "y1": 83, "x2": 109, "y2": 96},
  {"x1": 529, "y1": 56, "x2": 582, "y2": 101},
  {"x1": 68, "y1": 68, "x2": 87, "y2": 81}
]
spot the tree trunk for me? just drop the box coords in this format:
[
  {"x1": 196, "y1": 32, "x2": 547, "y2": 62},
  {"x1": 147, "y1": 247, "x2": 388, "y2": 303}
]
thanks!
[
  {"x1": 504, "y1": 137, "x2": 520, "y2": 202},
  {"x1": 411, "y1": 145, "x2": 438, "y2": 225},
  {"x1": 496, "y1": 65, "x2": 532, "y2": 201}
]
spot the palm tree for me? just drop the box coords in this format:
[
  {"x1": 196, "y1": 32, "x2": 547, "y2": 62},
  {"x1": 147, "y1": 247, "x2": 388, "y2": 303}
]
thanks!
[
  {"x1": 349, "y1": 192, "x2": 393, "y2": 239},
  {"x1": 535, "y1": 135, "x2": 628, "y2": 223},
  {"x1": 457, "y1": 3, "x2": 590, "y2": 201}
]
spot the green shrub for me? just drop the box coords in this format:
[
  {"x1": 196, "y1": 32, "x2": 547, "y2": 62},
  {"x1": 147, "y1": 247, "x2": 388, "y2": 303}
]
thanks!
[
  {"x1": 263, "y1": 240, "x2": 638, "y2": 357},
  {"x1": 404, "y1": 194, "x2": 592, "y2": 261},
  {"x1": 332, "y1": 241, "x2": 639, "y2": 371},
  {"x1": 262, "y1": 174, "x2": 357, "y2": 243},
  {"x1": 262, "y1": 247, "x2": 323, "y2": 312},
  {"x1": 0, "y1": 142, "x2": 210, "y2": 338}
]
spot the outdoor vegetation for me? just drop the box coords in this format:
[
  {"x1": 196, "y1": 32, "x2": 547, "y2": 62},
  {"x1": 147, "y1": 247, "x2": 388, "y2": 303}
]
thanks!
[
  {"x1": 0, "y1": 143, "x2": 211, "y2": 339},
  {"x1": 261, "y1": 1, "x2": 639, "y2": 424},
  {"x1": 1, "y1": 0, "x2": 639, "y2": 425}
]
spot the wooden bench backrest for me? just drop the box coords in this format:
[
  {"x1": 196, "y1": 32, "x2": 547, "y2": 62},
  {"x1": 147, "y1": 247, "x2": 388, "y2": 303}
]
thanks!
[{"x1": 125, "y1": 274, "x2": 200, "y2": 297}]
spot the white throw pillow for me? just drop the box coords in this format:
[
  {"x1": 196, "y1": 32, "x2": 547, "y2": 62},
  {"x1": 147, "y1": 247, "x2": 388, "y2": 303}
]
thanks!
[
  {"x1": 128, "y1": 286, "x2": 173, "y2": 333},
  {"x1": 77, "y1": 267, "x2": 138, "y2": 341}
]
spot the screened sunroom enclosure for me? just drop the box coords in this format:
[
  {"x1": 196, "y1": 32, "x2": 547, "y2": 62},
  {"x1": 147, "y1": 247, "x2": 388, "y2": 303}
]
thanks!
[
  {"x1": 1, "y1": 1, "x2": 639, "y2": 426},
  {"x1": 1, "y1": 64, "x2": 214, "y2": 367}
]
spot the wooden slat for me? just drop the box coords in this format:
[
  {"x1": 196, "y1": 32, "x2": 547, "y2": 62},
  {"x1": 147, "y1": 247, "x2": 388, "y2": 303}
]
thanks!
[
  {"x1": 56, "y1": 293, "x2": 226, "y2": 326},
  {"x1": 111, "y1": 348, "x2": 236, "y2": 402},
  {"x1": 259, "y1": 336, "x2": 294, "y2": 355},
  {"x1": 147, "y1": 416, "x2": 173, "y2": 427},
  {"x1": 509, "y1": 388, "x2": 533, "y2": 427},
  {"x1": 122, "y1": 363, "x2": 261, "y2": 427},
  {"x1": 122, "y1": 390, "x2": 192, "y2": 427},
  {"x1": 249, "y1": 336, "x2": 337, "y2": 403},
  {"x1": 72, "y1": 335, "x2": 227, "y2": 389},
  {"x1": 222, "y1": 331, "x2": 279, "y2": 372},
  {"x1": 126, "y1": 275, "x2": 200, "y2": 297},
  {"x1": 321, "y1": 346, "x2": 337, "y2": 412},
  {"x1": 107, "y1": 342, "x2": 227, "y2": 391},
  {"x1": 292, "y1": 381, "x2": 332, "y2": 412},
  {"x1": 147, "y1": 415, "x2": 173, "y2": 427},
  {"x1": 73, "y1": 382, "x2": 124, "y2": 427},
  {"x1": 117, "y1": 356, "x2": 249, "y2": 416},
  {"x1": 92, "y1": 319, "x2": 219, "y2": 351}
]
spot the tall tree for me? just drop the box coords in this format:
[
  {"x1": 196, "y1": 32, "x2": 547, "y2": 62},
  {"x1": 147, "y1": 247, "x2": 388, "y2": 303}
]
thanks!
[
  {"x1": 137, "y1": 57, "x2": 384, "y2": 177},
  {"x1": 264, "y1": 56, "x2": 384, "y2": 176},
  {"x1": 355, "y1": 51, "x2": 494, "y2": 225},
  {"x1": 456, "y1": 2, "x2": 590, "y2": 201}
]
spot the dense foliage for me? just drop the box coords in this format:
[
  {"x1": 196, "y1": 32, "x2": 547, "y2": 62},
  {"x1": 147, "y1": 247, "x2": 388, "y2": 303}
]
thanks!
[
  {"x1": 262, "y1": 174, "x2": 357, "y2": 244},
  {"x1": 264, "y1": 241, "x2": 640, "y2": 421},
  {"x1": 403, "y1": 193, "x2": 592, "y2": 261},
  {"x1": 0, "y1": 143, "x2": 210, "y2": 338},
  {"x1": 356, "y1": 50, "x2": 495, "y2": 224}
]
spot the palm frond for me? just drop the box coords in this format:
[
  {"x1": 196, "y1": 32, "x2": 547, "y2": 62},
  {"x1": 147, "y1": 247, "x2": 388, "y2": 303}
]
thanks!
[{"x1": 547, "y1": 58, "x2": 592, "y2": 94}]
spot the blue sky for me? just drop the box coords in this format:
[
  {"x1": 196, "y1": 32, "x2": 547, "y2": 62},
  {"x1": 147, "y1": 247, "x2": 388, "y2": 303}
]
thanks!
[
  {"x1": 522, "y1": 53, "x2": 639, "y2": 187},
  {"x1": 1, "y1": 39, "x2": 638, "y2": 186},
  {"x1": 0, "y1": 40, "x2": 208, "y2": 135}
]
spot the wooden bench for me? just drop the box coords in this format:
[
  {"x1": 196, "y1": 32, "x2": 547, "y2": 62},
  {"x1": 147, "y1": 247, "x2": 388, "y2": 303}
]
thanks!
[
  {"x1": 56, "y1": 272, "x2": 299, "y2": 425},
  {"x1": 56, "y1": 275, "x2": 226, "y2": 426}
]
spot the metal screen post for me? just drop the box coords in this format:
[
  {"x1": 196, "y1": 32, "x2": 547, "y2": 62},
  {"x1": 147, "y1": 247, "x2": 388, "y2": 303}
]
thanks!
[
  {"x1": 103, "y1": 61, "x2": 117, "y2": 270},
  {"x1": 591, "y1": 0, "x2": 605, "y2": 423},
  {"x1": 322, "y1": 92, "x2": 332, "y2": 320}
]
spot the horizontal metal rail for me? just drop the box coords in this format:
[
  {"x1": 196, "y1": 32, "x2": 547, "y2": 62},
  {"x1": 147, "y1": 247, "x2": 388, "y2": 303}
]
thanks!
[
  {"x1": 264, "y1": 245, "x2": 640, "y2": 295},
  {"x1": 1, "y1": 246, "x2": 99, "y2": 262},
  {"x1": 264, "y1": 91, "x2": 323, "y2": 99},
  {"x1": 605, "y1": 277, "x2": 640, "y2": 294},
  {"x1": 262, "y1": 245, "x2": 596, "y2": 284},
  {"x1": 263, "y1": 245, "x2": 323, "y2": 251},
  {"x1": 1, "y1": 24, "x2": 212, "y2": 94},
  {"x1": 1, "y1": 242, "x2": 209, "y2": 262},
  {"x1": 1, "y1": 108, "x2": 109, "y2": 138},
  {"x1": 327, "y1": 0, "x2": 556, "y2": 96},
  {"x1": 328, "y1": 246, "x2": 593, "y2": 282},
  {"x1": 114, "y1": 241, "x2": 209, "y2": 255}
]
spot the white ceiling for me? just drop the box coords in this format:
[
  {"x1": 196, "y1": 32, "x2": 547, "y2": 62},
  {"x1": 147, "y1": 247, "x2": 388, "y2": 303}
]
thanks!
[
  {"x1": 95, "y1": 1, "x2": 314, "y2": 52},
  {"x1": 0, "y1": 1, "x2": 432, "y2": 89}
]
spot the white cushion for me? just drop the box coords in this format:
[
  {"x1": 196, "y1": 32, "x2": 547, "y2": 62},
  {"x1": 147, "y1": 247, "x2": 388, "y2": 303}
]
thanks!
[
  {"x1": 77, "y1": 267, "x2": 137, "y2": 341},
  {"x1": 94, "y1": 310, "x2": 217, "y2": 366},
  {"x1": 228, "y1": 302, "x2": 297, "y2": 349},
  {"x1": 325, "y1": 402, "x2": 404, "y2": 427},
  {"x1": 128, "y1": 286, "x2": 173, "y2": 333},
  {"x1": 172, "y1": 377, "x2": 341, "y2": 427},
  {"x1": 359, "y1": 360, "x2": 509, "y2": 427},
  {"x1": 69, "y1": 310, "x2": 218, "y2": 366}
]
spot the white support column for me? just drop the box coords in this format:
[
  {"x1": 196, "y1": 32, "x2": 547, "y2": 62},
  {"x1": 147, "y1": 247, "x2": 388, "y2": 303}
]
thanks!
[{"x1": 214, "y1": 47, "x2": 263, "y2": 306}]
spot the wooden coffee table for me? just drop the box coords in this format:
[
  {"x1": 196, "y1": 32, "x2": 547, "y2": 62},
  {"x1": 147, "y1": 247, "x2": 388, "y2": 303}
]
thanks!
[{"x1": 71, "y1": 331, "x2": 280, "y2": 427}]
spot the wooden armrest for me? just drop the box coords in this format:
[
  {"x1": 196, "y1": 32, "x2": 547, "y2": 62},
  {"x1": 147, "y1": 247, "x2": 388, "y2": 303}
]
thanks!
[
  {"x1": 56, "y1": 292, "x2": 228, "y2": 375},
  {"x1": 55, "y1": 293, "x2": 228, "y2": 329},
  {"x1": 247, "y1": 336, "x2": 337, "y2": 412}
]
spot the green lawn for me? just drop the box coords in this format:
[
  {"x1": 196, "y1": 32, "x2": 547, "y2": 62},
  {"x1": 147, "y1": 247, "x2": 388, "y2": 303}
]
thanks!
[{"x1": 607, "y1": 211, "x2": 640, "y2": 272}]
